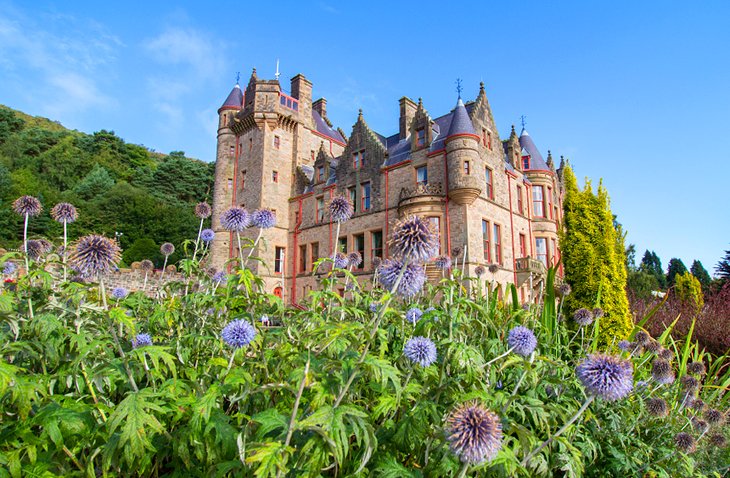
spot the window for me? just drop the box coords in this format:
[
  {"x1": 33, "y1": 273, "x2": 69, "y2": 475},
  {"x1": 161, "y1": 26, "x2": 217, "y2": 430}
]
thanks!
[
  {"x1": 272, "y1": 170, "x2": 279, "y2": 183},
  {"x1": 463, "y1": 161, "x2": 470, "y2": 175},
  {"x1": 241, "y1": 170, "x2": 246, "y2": 190},
  {"x1": 316, "y1": 196, "x2": 325, "y2": 222},
  {"x1": 482, "y1": 128, "x2": 487, "y2": 146},
  {"x1": 485, "y1": 167, "x2": 493, "y2": 199},
  {"x1": 348, "y1": 186, "x2": 357, "y2": 213},
  {"x1": 361, "y1": 182, "x2": 371, "y2": 211},
  {"x1": 352, "y1": 150, "x2": 365, "y2": 169},
  {"x1": 274, "y1": 136, "x2": 280, "y2": 149},
  {"x1": 354, "y1": 234, "x2": 365, "y2": 269},
  {"x1": 416, "y1": 128, "x2": 425, "y2": 147},
  {"x1": 311, "y1": 242, "x2": 319, "y2": 270},
  {"x1": 493, "y1": 223, "x2": 502, "y2": 265},
  {"x1": 274, "y1": 247, "x2": 285, "y2": 273},
  {"x1": 416, "y1": 165, "x2": 428, "y2": 185},
  {"x1": 532, "y1": 185, "x2": 544, "y2": 217},
  {"x1": 516, "y1": 185, "x2": 524, "y2": 214},
  {"x1": 229, "y1": 145, "x2": 235, "y2": 156},
  {"x1": 547, "y1": 187, "x2": 553, "y2": 219},
  {"x1": 519, "y1": 233, "x2": 527, "y2": 258},
  {"x1": 428, "y1": 217, "x2": 441, "y2": 255},
  {"x1": 371, "y1": 230, "x2": 383, "y2": 263},
  {"x1": 249, "y1": 138, "x2": 253, "y2": 151},
  {"x1": 536, "y1": 238, "x2": 547, "y2": 266},
  {"x1": 487, "y1": 131, "x2": 492, "y2": 150},
  {"x1": 227, "y1": 178, "x2": 233, "y2": 190},
  {"x1": 551, "y1": 238, "x2": 557, "y2": 266},
  {"x1": 522, "y1": 155, "x2": 530, "y2": 170},
  {"x1": 317, "y1": 166, "x2": 325, "y2": 182},
  {"x1": 338, "y1": 236, "x2": 347, "y2": 253},
  {"x1": 299, "y1": 245, "x2": 307, "y2": 273},
  {"x1": 482, "y1": 220, "x2": 491, "y2": 262},
  {"x1": 311, "y1": 150, "x2": 315, "y2": 162}
]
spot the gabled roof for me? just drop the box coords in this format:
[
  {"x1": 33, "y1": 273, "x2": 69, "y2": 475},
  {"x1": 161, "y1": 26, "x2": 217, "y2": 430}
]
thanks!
[
  {"x1": 313, "y1": 110, "x2": 345, "y2": 143},
  {"x1": 219, "y1": 83, "x2": 243, "y2": 111},
  {"x1": 447, "y1": 98, "x2": 477, "y2": 138},
  {"x1": 519, "y1": 128, "x2": 550, "y2": 171}
]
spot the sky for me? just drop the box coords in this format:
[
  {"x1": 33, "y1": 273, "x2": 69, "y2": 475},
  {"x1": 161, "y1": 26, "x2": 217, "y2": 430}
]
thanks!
[{"x1": 0, "y1": 0, "x2": 728, "y2": 275}]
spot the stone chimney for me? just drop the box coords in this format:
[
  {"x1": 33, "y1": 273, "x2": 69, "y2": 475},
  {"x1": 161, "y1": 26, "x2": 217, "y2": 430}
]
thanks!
[
  {"x1": 399, "y1": 96, "x2": 418, "y2": 140},
  {"x1": 290, "y1": 73, "x2": 312, "y2": 124},
  {"x1": 313, "y1": 98, "x2": 327, "y2": 118}
]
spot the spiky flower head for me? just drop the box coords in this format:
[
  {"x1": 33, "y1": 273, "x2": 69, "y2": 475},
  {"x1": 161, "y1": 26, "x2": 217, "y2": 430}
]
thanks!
[
  {"x1": 557, "y1": 283, "x2": 572, "y2": 297},
  {"x1": 404, "y1": 336, "x2": 437, "y2": 367},
  {"x1": 651, "y1": 359, "x2": 675, "y2": 385},
  {"x1": 592, "y1": 307, "x2": 605, "y2": 319},
  {"x1": 68, "y1": 234, "x2": 121, "y2": 278},
  {"x1": 705, "y1": 408, "x2": 724, "y2": 426},
  {"x1": 26, "y1": 240, "x2": 44, "y2": 260},
  {"x1": 140, "y1": 259, "x2": 154, "y2": 272},
  {"x1": 372, "y1": 256, "x2": 382, "y2": 268},
  {"x1": 2, "y1": 262, "x2": 17, "y2": 275},
  {"x1": 201, "y1": 228, "x2": 215, "y2": 243},
  {"x1": 680, "y1": 375, "x2": 700, "y2": 393},
  {"x1": 445, "y1": 401, "x2": 503, "y2": 465},
  {"x1": 692, "y1": 417, "x2": 709, "y2": 433},
  {"x1": 645, "y1": 397, "x2": 669, "y2": 418},
  {"x1": 405, "y1": 307, "x2": 423, "y2": 324},
  {"x1": 675, "y1": 432, "x2": 696, "y2": 453},
  {"x1": 687, "y1": 361, "x2": 706, "y2": 376},
  {"x1": 195, "y1": 202, "x2": 212, "y2": 219},
  {"x1": 576, "y1": 354, "x2": 634, "y2": 401},
  {"x1": 451, "y1": 246, "x2": 463, "y2": 258},
  {"x1": 212, "y1": 271, "x2": 227, "y2": 285},
  {"x1": 50, "y1": 202, "x2": 78, "y2": 223},
  {"x1": 690, "y1": 399, "x2": 705, "y2": 412},
  {"x1": 329, "y1": 195, "x2": 353, "y2": 223},
  {"x1": 635, "y1": 330, "x2": 651, "y2": 346},
  {"x1": 573, "y1": 308, "x2": 593, "y2": 326},
  {"x1": 251, "y1": 209, "x2": 276, "y2": 229},
  {"x1": 488, "y1": 264, "x2": 499, "y2": 274},
  {"x1": 347, "y1": 251, "x2": 362, "y2": 268},
  {"x1": 474, "y1": 265, "x2": 485, "y2": 277},
  {"x1": 13, "y1": 195, "x2": 42, "y2": 217},
  {"x1": 377, "y1": 259, "x2": 426, "y2": 298},
  {"x1": 434, "y1": 255, "x2": 451, "y2": 270},
  {"x1": 507, "y1": 326, "x2": 537, "y2": 357},
  {"x1": 37, "y1": 238, "x2": 53, "y2": 254},
  {"x1": 111, "y1": 287, "x2": 128, "y2": 300},
  {"x1": 160, "y1": 242, "x2": 175, "y2": 257},
  {"x1": 618, "y1": 340, "x2": 633, "y2": 352},
  {"x1": 332, "y1": 252, "x2": 349, "y2": 269},
  {"x1": 645, "y1": 340, "x2": 661, "y2": 354},
  {"x1": 369, "y1": 302, "x2": 379, "y2": 313},
  {"x1": 221, "y1": 207, "x2": 250, "y2": 232},
  {"x1": 658, "y1": 348, "x2": 674, "y2": 361},
  {"x1": 709, "y1": 433, "x2": 727, "y2": 448},
  {"x1": 389, "y1": 215, "x2": 439, "y2": 263},
  {"x1": 221, "y1": 319, "x2": 257, "y2": 348},
  {"x1": 132, "y1": 333, "x2": 153, "y2": 349}
]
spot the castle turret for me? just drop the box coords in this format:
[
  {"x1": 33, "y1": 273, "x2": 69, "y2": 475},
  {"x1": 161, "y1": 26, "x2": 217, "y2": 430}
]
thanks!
[{"x1": 445, "y1": 97, "x2": 481, "y2": 205}]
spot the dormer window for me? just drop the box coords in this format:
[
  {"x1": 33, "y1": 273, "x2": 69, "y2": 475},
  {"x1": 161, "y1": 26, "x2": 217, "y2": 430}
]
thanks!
[
  {"x1": 317, "y1": 165, "x2": 325, "y2": 182},
  {"x1": 416, "y1": 165, "x2": 428, "y2": 185},
  {"x1": 352, "y1": 150, "x2": 365, "y2": 169},
  {"x1": 416, "y1": 128, "x2": 426, "y2": 147},
  {"x1": 522, "y1": 155, "x2": 530, "y2": 170}
]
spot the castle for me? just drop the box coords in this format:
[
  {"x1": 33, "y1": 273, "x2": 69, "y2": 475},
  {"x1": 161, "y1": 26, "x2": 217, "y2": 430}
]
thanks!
[{"x1": 211, "y1": 70, "x2": 565, "y2": 304}]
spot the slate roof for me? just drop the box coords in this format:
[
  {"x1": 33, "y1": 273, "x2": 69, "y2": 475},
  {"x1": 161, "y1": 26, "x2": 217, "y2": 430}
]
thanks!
[
  {"x1": 313, "y1": 110, "x2": 345, "y2": 143},
  {"x1": 518, "y1": 128, "x2": 550, "y2": 171},
  {"x1": 219, "y1": 83, "x2": 243, "y2": 111},
  {"x1": 447, "y1": 98, "x2": 477, "y2": 138}
]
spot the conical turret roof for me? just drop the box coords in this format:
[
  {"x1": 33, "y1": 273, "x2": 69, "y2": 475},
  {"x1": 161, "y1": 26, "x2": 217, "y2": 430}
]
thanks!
[
  {"x1": 447, "y1": 98, "x2": 476, "y2": 138},
  {"x1": 518, "y1": 128, "x2": 550, "y2": 171},
  {"x1": 219, "y1": 83, "x2": 243, "y2": 112}
]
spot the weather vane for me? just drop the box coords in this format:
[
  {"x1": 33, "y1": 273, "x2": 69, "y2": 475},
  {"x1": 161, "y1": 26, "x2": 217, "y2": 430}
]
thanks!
[
  {"x1": 520, "y1": 115, "x2": 527, "y2": 129},
  {"x1": 236, "y1": 71, "x2": 240, "y2": 84},
  {"x1": 455, "y1": 78, "x2": 463, "y2": 99}
]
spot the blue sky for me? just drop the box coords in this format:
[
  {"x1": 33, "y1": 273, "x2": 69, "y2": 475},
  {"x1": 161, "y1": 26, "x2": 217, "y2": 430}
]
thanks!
[{"x1": 1, "y1": 1, "x2": 728, "y2": 274}]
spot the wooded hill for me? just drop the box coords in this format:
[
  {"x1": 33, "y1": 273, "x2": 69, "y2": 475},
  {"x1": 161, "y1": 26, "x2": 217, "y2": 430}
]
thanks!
[{"x1": 0, "y1": 105, "x2": 214, "y2": 267}]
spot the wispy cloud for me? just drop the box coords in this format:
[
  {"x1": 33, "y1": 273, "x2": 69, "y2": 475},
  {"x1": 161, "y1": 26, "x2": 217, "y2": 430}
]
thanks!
[
  {"x1": 145, "y1": 27, "x2": 224, "y2": 80},
  {"x1": 318, "y1": 2, "x2": 338, "y2": 14}
]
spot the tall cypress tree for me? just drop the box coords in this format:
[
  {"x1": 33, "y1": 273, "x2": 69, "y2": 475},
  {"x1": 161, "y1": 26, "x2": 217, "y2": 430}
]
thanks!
[
  {"x1": 666, "y1": 258, "x2": 688, "y2": 288},
  {"x1": 560, "y1": 165, "x2": 632, "y2": 345},
  {"x1": 690, "y1": 260, "x2": 712, "y2": 292}
]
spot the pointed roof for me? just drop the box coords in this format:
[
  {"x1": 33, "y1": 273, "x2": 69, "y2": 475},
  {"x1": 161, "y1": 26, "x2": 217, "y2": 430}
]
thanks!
[
  {"x1": 219, "y1": 83, "x2": 243, "y2": 112},
  {"x1": 446, "y1": 98, "x2": 477, "y2": 138},
  {"x1": 518, "y1": 128, "x2": 550, "y2": 171}
]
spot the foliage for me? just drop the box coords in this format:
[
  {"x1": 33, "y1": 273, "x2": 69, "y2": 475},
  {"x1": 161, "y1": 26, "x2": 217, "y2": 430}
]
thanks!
[
  {"x1": 666, "y1": 258, "x2": 688, "y2": 288},
  {"x1": 627, "y1": 270, "x2": 661, "y2": 301},
  {"x1": 640, "y1": 250, "x2": 667, "y2": 289},
  {"x1": 716, "y1": 247, "x2": 730, "y2": 285},
  {"x1": 559, "y1": 165, "x2": 632, "y2": 345},
  {"x1": 674, "y1": 271, "x2": 704, "y2": 311},
  {"x1": 690, "y1": 260, "x2": 712, "y2": 293}
]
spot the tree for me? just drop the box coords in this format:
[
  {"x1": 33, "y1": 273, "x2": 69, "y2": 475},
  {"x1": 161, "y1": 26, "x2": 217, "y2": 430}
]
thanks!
[
  {"x1": 627, "y1": 270, "x2": 660, "y2": 301},
  {"x1": 674, "y1": 271, "x2": 704, "y2": 312},
  {"x1": 122, "y1": 238, "x2": 161, "y2": 267},
  {"x1": 625, "y1": 244, "x2": 637, "y2": 271},
  {"x1": 559, "y1": 165, "x2": 632, "y2": 344},
  {"x1": 639, "y1": 250, "x2": 666, "y2": 289},
  {"x1": 666, "y1": 258, "x2": 688, "y2": 288},
  {"x1": 716, "y1": 247, "x2": 730, "y2": 284},
  {"x1": 690, "y1": 260, "x2": 712, "y2": 292},
  {"x1": 74, "y1": 164, "x2": 115, "y2": 199}
]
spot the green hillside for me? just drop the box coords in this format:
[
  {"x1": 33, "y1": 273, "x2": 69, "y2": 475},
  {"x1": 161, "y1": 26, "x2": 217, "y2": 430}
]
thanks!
[{"x1": 0, "y1": 105, "x2": 214, "y2": 267}]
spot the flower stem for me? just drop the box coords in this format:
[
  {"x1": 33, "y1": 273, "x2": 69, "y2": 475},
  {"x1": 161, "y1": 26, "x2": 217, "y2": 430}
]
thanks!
[
  {"x1": 236, "y1": 231, "x2": 245, "y2": 270},
  {"x1": 62, "y1": 220, "x2": 68, "y2": 282},
  {"x1": 485, "y1": 347, "x2": 515, "y2": 367},
  {"x1": 192, "y1": 217, "x2": 204, "y2": 262},
  {"x1": 246, "y1": 228, "x2": 264, "y2": 261},
  {"x1": 456, "y1": 462, "x2": 470, "y2": 478}
]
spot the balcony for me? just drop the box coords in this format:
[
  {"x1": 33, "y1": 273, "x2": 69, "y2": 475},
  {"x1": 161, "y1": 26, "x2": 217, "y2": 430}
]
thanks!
[
  {"x1": 448, "y1": 175, "x2": 481, "y2": 205},
  {"x1": 515, "y1": 257, "x2": 547, "y2": 287},
  {"x1": 398, "y1": 182, "x2": 445, "y2": 215}
]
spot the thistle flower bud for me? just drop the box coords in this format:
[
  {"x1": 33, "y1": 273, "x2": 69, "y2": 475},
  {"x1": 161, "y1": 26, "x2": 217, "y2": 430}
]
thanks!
[
  {"x1": 347, "y1": 251, "x2": 362, "y2": 268},
  {"x1": 201, "y1": 228, "x2": 215, "y2": 243},
  {"x1": 645, "y1": 397, "x2": 669, "y2": 418},
  {"x1": 68, "y1": 234, "x2": 121, "y2": 278},
  {"x1": 13, "y1": 195, "x2": 42, "y2": 217},
  {"x1": 251, "y1": 209, "x2": 276, "y2": 229},
  {"x1": 675, "y1": 432, "x2": 696, "y2": 453},
  {"x1": 329, "y1": 196, "x2": 353, "y2": 223},
  {"x1": 221, "y1": 207, "x2": 251, "y2": 232},
  {"x1": 221, "y1": 319, "x2": 257, "y2": 348},
  {"x1": 433, "y1": 255, "x2": 451, "y2": 270},
  {"x1": 445, "y1": 402, "x2": 502, "y2": 464},
  {"x1": 51, "y1": 202, "x2": 78, "y2": 223},
  {"x1": 195, "y1": 202, "x2": 212, "y2": 219},
  {"x1": 404, "y1": 336, "x2": 437, "y2": 367},
  {"x1": 474, "y1": 265, "x2": 485, "y2": 277},
  {"x1": 140, "y1": 259, "x2": 154, "y2": 272},
  {"x1": 389, "y1": 215, "x2": 439, "y2": 263},
  {"x1": 573, "y1": 308, "x2": 593, "y2": 326},
  {"x1": 507, "y1": 326, "x2": 537, "y2": 357},
  {"x1": 405, "y1": 307, "x2": 423, "y2": 324},
  {"x1": 160, "y1": 242, "x2": 175, "y2": 257},
  {"x1": 576, "y1": 354, "x2": 634, "y2": 401},
  {"x1": 132, "y1": 333, "x2": 153, "y2": 349},
  {"x1": 687, "y1": 361, "x2": 706, "y2": 376}
]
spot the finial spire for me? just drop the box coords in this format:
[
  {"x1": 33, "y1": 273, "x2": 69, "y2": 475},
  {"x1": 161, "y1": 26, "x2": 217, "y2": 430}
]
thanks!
[
  {"x1": 275, "y1": 59, "x2": 280, "y2": 81},
  {"x1": 236, "y1": 71, "x2": 240, "y2": 84},
  {"x1": 455, "y1": 78, "x2": 463, "y2": 99},
  {"x1": 520, "y1": 115, "x2": 527, "y2": 129}
]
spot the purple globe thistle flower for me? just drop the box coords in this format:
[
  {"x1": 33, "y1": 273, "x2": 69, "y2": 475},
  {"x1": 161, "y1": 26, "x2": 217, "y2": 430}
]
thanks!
[
  {"x1": 212, "y1": 271, "x2": 227, "y2": 285},
  {"x1": 651, "y1": 359, "x2": 675, "y2": 385},
  {"x1": 68, "y1": 235, "x2": 122, "y2": 277},
  {"x1": 488, "y1": 264, "x2": 499, "y2": 274},
  {"x1": 404, "y1": 336, "x2": 437, "y2": 367},
  {"x1": 474, "y1": 265, "x2": 485, "y2": 277},
  {"x1": 220, "y1": 207, "x2": 251, "y2": 232},
  {"x1": 132, "y1": 333, "x2": 153, "y2": 349},
  {"x1": 2, "y1": 262, "x2": 17, "y2": 275},
  {"x1": 709, "y1": 433, "x2": 727, "y2": 448},
  {"x1": 347, "y1": 251, "x2": 363, "y2": 268},
  {"x1": 687, "y1": 361, "x2": 706, "y2": 376},
  {"x1": 658, "y1": 348, "x2": 674, "y2": 361},
  {"x1": 645, "y1": 397, "x2": 669, "y2": 418},
  {"x1": 12, "y1": 195, "x2": 42, "y2": 217},
  {"x1": 50, "y1": 202, "x2": 78, "y2": 223},
  {"x1": 389, "y1": 215, "x2": 439, "y2": 263},
  {"x1": 592, "y1": 308, "x2": 604, "y2": 319},
  {"x1": 705, "y1": 409, "x2": 724, "y2": 426},
  {"x1": 160, "y1": 242, "x2": 175, "y2": 257},
  {"x1": 332, "y1": 252, "x2": 349, "y2": 269},
  {"x1": 675, "y1": 432, "x2": 696, "y2": 453},
  {"x1": 37, "y1": 238, "x2": 53, "y2": 254},
  {"x1": 644, "y1": 340, "x2": 661, "y2": 354},
  {"x1": 369, "y1": 302, "x2": 379, "y2": 313},
  {"x1": 576, "y1": 354, "x2": 634, "y2": 401},
  {"x1": 680, "y1": 375, "x2": 700, "y2": 393},
  {"x1": 372, "y1": 256, "x2": 382, "y2": 268},
  {"x1": 692, "y1": 417, "x2": 709, "y2": 433},
  {"x1": 425, "y1": 306, "x2": 436, "y2": 314},
  {"x1": 507, "y1": 326, "x2": 537, "y2": 357},
  {"x1": 445, "y1": 401, "x2": 503, "y2": 465},
  {"x1": 195, "y1": 202, "x2": 212, "y2": 219},
  {"x1": 573, "y1": 308, "x2": 593, "y2": 326},
  {"x1": 221, "y1": 319, "x2": 257, "y2": 348},
  {"x1": 405, "y1": 307, "x2": 423, "y2": 324},
  {"x1": 26, "y1": 240, "x2": 44, "y2": 260},
  {"x1": 635, "y1": 330, "x2": 651, "y2": 346},
  {"x1": 690, "y1": 399, "x2": 705, "y2": 412},
  {"x1": 618, "y1": 340, "x2": 633, "y2": 352},
  {"x1": 451, "y1": 246, "x2": 463, "y2": 258},
  {"x1": 111, "y1": 287, "x2": 128, "y2": 300},
  {"x1": 329, "y1": 195, "x2": 353, "y2": 223},
  {"x1": 201, "y1": 228, "x2": 215, "y2": 243},
  {"x1": 433, "y1": 255, "x2": 451, "y2": 270},
  {"x1": 557, "y1": 283, "x2": 572, "y2": 297},
  {"x1": 140, "y1": 259, "x2": 154, "y2": 272},
  {"x1": 377, "y1": 259, "x2": 426, "y2": 298},
  {"x1": 251, "y1": 209, "x2": 276, "y2": 229}
]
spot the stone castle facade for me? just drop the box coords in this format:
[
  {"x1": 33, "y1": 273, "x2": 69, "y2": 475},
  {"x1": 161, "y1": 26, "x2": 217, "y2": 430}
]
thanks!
[{"x1": 211, "y1": 70, "x2": 565, "y2": 304}]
